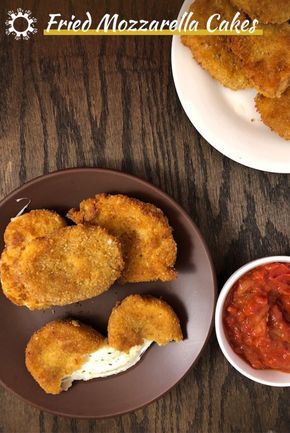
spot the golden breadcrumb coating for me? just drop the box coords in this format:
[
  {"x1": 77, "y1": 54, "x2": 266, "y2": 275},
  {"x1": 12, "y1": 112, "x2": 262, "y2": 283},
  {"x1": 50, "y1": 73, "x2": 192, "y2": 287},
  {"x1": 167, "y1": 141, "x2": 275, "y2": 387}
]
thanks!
[
  {"x1": 255, "y1": 88, "x2": 290, "y2": 140},
  {"x1": 1, "y1": 210, "x2": 67, "y2": 307},
  {"x1": 1, "y1": 225, "x2": 124, "y2": 309},
  {"x1": 229, "y1": 24, "x2": 290, "y2": 98},
  {"x1": 0, "y1": 248, "x2": 27, "y2": 306},
  {"x1": 181, "y1": 0, "x2": 251, "y2": 90},
  {"x1": 230, "y1": 0, "x2": 290, "y2": 24},
  {"x1": 67, "y1": 194, "x2": 177, "y2": 284},
  {"x1": 25, "y1": 320, "x2": 105, "y2": 394},
  {"x1": 4, "y1": 210, "x2": 67, "y2": 250},
  {"x1": 108, "y1": 294, "x2": 183, "y2": 352}
]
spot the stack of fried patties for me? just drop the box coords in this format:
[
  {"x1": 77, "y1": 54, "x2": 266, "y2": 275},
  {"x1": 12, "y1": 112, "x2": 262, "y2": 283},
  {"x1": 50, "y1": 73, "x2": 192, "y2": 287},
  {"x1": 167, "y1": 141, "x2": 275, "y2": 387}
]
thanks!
[
  {"x1": 0, "y1": 194, "x2": 177, "y2": 310},
  {"x1": 182, "y1": 0, "x2": 290, "y2": 140}
]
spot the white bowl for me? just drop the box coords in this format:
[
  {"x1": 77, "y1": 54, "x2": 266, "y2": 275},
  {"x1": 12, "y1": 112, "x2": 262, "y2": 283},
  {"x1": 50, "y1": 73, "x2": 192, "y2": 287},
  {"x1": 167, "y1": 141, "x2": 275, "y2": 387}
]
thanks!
[{"x1": 215, "y1": 256, "x2": 290, "y2": 387}]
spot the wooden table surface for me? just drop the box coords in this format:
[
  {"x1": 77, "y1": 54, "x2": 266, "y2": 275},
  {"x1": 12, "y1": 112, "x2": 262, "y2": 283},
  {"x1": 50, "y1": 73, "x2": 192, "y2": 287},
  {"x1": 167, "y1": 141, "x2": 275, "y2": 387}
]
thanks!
[{"x1": 0, "y1": 1, "x2": 289, "y2": 432}]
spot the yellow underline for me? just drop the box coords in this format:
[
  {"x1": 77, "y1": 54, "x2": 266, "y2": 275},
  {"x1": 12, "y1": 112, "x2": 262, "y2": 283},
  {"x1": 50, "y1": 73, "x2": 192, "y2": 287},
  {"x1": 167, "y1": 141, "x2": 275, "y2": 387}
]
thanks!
[{"x1": 43, "y1": 29, "x2": 263, "y2": 36}]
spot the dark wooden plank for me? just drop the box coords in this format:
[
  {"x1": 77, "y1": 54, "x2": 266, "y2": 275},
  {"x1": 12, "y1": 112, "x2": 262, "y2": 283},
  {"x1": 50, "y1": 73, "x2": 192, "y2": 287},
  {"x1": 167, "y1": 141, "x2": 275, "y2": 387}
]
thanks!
[{"x1": 0, "y1": 0, "x2": 289, "y2": 432}]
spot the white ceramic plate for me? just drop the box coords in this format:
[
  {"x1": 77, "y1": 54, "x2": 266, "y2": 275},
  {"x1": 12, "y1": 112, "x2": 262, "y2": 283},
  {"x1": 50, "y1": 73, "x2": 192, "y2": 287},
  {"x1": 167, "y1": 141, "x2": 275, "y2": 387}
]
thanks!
[{"x1": 171, "y1": 0, "x2": 290, "y2": 173}]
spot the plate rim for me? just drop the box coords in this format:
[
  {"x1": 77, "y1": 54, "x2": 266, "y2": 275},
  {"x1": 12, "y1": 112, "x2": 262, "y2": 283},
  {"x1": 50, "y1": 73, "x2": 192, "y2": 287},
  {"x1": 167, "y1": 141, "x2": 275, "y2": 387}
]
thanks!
[{"x1": 0, "y1": 167, "x2": 217, "y2": 418}]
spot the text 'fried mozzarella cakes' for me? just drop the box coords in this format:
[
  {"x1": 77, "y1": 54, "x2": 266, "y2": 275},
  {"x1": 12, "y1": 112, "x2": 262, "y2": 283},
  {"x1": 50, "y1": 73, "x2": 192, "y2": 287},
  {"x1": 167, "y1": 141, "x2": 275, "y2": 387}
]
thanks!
[
  {"x1": 25, "y1": 295, "x2": 183, "y2": 394},
  {"x1": 67, "y1": 194, "x2": 177, "y2": 284},
  {"x1": 108, "y1": 294, "x2": 183, "y2": 352},
  {"x1": 181, "y1": 0, "x2": 251, "y2": 90},
  {"x1": 229, "y1": 0, "x2": 290, "y2": 25},
  {"x1": 255, "y1": 88, "x2": 290, "y2": 140},
  {"x1": 229, "y1": 24, "x2": 290, "y2": 98},
  {"x1": 0, "y1": 214, "x2": 124, "y2": 309}
]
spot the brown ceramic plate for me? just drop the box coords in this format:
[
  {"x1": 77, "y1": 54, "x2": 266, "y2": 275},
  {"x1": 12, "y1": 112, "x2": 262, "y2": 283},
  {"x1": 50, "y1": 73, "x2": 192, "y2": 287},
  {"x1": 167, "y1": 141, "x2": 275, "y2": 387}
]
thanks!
[{"x1": 0, "y1": 168, "x2": 216, "y2": 418}]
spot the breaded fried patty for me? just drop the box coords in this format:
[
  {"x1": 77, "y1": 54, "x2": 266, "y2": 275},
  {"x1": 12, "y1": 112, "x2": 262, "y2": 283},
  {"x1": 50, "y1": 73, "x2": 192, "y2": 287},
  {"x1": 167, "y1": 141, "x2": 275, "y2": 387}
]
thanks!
[
  {"x1": 1, "y1": 210, "x2": 67, "y2": 306},
  {"x1": 1, "y1": 225, "x2": 124, "y2": 309},
  {"x1": 255, "y1": 88, "x2": 290, "y2": 140},
  {"x1": 4, "y1": 210, "x2": 67, "y2": 250},
  {"x1": 230, "y1": 0, "x2": 290, "y2": 24},
  {"x1": 25, "y1": 320, "x2": 105, "y2": 394},
  {"x1": 181, "y1": 0, "x2": 251, "y2": 90},
  {"x1": 108, "y1": 294, "x2": 183, "y2": 351},
  {"x1": 67, "y1": 194, "x2": 177, "y2": 284},
  {"x1": 230, "y1": 24, "x2": 290, "y2": 98}
]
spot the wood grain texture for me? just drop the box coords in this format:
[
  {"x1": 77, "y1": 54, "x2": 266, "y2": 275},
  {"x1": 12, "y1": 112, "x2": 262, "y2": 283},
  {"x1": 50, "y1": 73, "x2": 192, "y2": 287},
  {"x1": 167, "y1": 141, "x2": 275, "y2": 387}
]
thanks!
[{"x1": 0, "y1": 0, "x2": 290, "y2": 432}]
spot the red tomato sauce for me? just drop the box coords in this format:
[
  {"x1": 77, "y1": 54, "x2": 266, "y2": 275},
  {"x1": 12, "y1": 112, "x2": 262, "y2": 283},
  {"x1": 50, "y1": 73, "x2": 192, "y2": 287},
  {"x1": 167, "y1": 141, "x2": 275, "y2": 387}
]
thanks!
[{"x1": 223, "y1": 262, "x2": 290, "y2": 372}]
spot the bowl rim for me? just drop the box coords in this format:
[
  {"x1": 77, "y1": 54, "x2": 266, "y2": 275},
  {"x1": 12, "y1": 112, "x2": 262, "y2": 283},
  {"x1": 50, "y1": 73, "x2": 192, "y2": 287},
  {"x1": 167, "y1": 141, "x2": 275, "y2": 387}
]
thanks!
[{"x1": 215, "y1": 255, "x2": 290, "y2": 387}]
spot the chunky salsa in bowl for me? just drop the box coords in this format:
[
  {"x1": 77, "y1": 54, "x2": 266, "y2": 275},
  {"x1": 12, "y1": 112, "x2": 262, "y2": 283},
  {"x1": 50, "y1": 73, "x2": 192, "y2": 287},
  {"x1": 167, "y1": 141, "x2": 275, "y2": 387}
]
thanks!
[{"x1": 215, "y1": 257, "x2": 290, "y2": 387}]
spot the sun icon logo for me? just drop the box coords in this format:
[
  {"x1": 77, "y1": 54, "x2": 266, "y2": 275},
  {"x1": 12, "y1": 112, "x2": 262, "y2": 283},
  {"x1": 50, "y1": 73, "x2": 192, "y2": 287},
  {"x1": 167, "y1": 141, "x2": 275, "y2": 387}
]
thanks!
[{"x1": 5, "y1": 8, "x2": 37, "y2": 40}]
